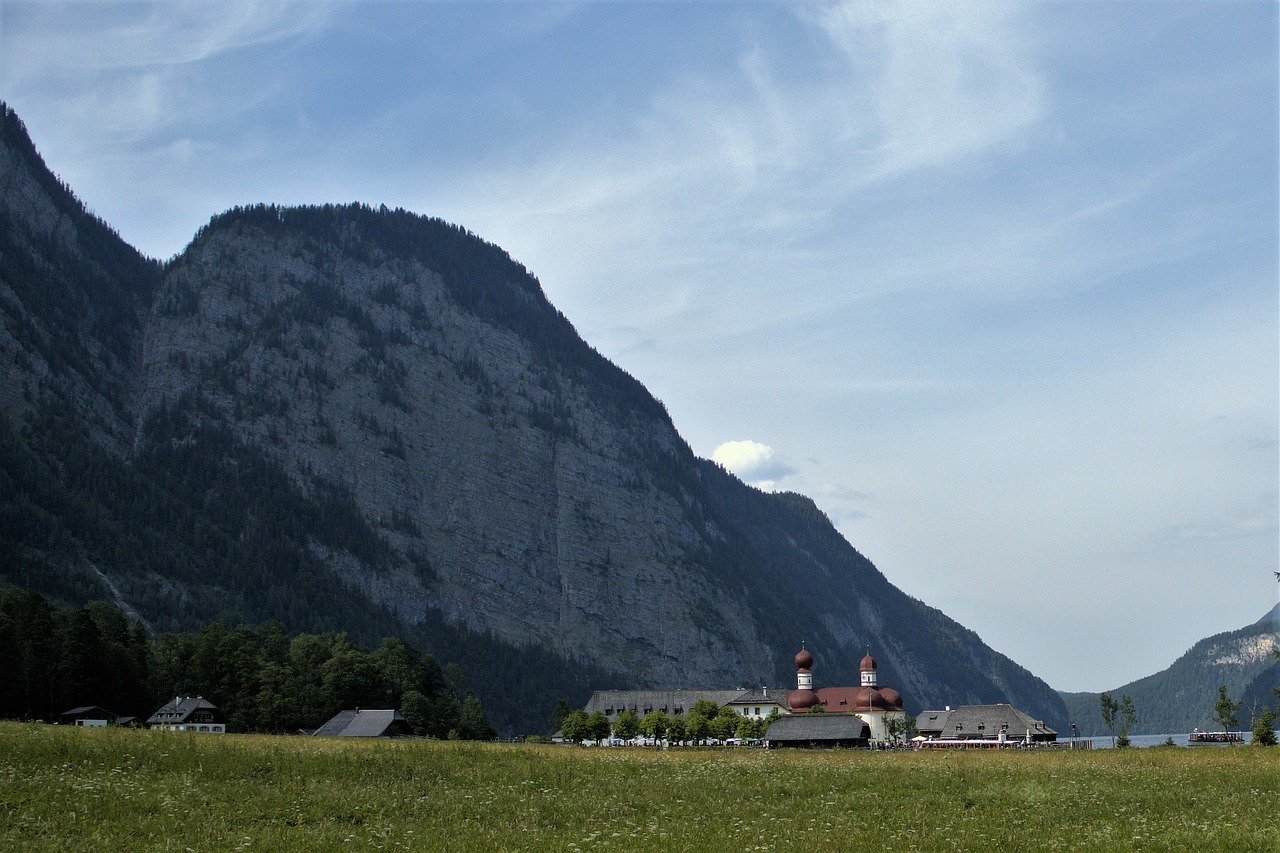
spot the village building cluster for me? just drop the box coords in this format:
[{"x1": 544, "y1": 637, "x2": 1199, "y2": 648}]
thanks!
[
  {"x1": 57, "y1": 644, "x2": 1057, "y2": 747},
  {"x1": 577, "y1": 644, "x2": 1057, "y2": 749},
  {"x1": 59, "y1": 698, "x2": 413, "y2": 739}
]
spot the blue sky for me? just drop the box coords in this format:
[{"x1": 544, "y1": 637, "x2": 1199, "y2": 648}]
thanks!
[{"x1": 3, "y1": 0, "x2": 1276, "y2": 694}]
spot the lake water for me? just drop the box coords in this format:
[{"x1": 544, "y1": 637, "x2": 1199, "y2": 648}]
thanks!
[{"x1": 1079, "y1": 732, "x2": 1252, "y2": 749}]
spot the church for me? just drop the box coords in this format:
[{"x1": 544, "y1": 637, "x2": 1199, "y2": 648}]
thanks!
[
  {"x1": 579, "y1": 643, "x2": 909, "y2": 746},
  {"x1": 578, "y1": 643, "x2": 1057, "y2": 748},
  {"x1": 765, "y1": 645, "x2": 908, "y2": 747}
]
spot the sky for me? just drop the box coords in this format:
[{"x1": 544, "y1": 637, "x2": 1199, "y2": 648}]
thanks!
[{"x1": 2, "y1": 0, "x2": 1276, "y2": 694}]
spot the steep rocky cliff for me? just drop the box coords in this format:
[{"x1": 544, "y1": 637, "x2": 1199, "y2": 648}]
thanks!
[{"x1": 0, "y1": 103, "x2": 1068, "y2": 734}]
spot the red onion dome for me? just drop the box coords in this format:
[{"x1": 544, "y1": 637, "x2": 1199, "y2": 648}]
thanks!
[
  {"x1": 789, "y1": 689, "x2": 820, "y2": 711},
  {"x1": 878, "y1": 687, "x2": 904, "y2": 710},
  {"x1": 856, "y1": 686, "x2": 892, "y2": 710},
  {"x1": 860, "y1": 652, "x2": 877, "y2": 672},
  {"x1": 795, "y1": 648, "x2": 814, "y2": 670}
]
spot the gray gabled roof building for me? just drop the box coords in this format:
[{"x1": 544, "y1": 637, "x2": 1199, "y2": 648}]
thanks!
[
  {"x1": 146, "y1": 697, "x2": 228, "y2": 732},
  {"x1": 724, "y1": 688, "x2": 791, "y2": 719},
  {"x1": 60, "y1": 706, "x2": 118, "y2": 726},
  {"x1": 583, "y1": 690, "x2": 749, "y2": 721},
  {"x1": 916, "y1": 704, "x2": 1057, "y2": 742},
  {"x1": 313, "y1": 709, "x2": 414, "y2": 738},
  {"x1": 765, "y1": 713, "x2": 870, "y2": 748}
]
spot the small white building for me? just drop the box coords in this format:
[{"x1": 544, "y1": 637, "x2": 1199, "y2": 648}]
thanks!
[{"x1": 725, "y1": 688, "x2": 790, "y2": 721}]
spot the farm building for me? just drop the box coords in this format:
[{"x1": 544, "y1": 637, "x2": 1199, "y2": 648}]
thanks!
[
  {"x1": 146, "y1": 697, "x2": 228, "y2": 733},
  {"x1": 313, "y1": 709, "x2": 414, "y2": 738},
  {"x1": 60, "y1": 706, "x2": 117, "y2": 727},
  {"x1": 916, "y1": 704, "x2": 1057, "y2": 744},
  {"x1": 764, "y1": 713, "x2": 870, "y2": 748}
]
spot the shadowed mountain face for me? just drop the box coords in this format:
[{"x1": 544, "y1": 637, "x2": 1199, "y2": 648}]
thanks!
[{"x1": 0, "y1": 103, "x2": 1068, "y2": 734}]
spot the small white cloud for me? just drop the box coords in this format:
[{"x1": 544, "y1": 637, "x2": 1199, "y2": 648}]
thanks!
[
  {"x1": 811, "y1": 483, "x2": 872, "y2": 527},
  {"x1": 712, "y1": 439, "x2": 796, "y2": 488}
]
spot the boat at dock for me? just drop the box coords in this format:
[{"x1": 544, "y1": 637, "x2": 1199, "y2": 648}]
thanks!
[{"x1": 1188, "y1": 730, "x2": 1244, "y2": 744}]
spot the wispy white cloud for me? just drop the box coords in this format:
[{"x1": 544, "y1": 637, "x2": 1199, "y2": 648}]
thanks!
[
  {"x1": 7, "y1": 0, "x2": 324, "y2": 75},
  {"x1": 4, "y1": 0, "x2": 329, "y2": 142},
  {"x1": 813, "y1": 0, "x2": 1044, "y2": 181},
  {"x1": 809, "y1": 483, "x2": 873, "y2": 526},
  {"x1": 444, "y1": 0, "x2": 1050, "y2": 352}
]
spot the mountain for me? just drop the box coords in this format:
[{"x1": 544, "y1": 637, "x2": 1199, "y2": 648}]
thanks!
[
  {"x1": 1060, "y1": 604, "x2": 1279, "y2": 736},
  {"x1": 0, "y1": 102, "x2": 1068, "y2": 735}
]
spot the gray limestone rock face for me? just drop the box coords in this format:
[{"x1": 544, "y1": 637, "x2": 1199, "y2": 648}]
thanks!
[
  {"x1": 136, "y1": 217, "x2": 771, "y2": 689},
  {"x1": 0, "y1": 104, "x2": 1071, "y2": 730}
]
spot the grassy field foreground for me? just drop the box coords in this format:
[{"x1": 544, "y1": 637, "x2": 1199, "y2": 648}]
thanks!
[{"x1": 1, "y1": 722, "x2": 1277, "y2": 851}]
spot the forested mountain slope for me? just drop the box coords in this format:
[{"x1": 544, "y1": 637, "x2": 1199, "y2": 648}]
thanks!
[
  {"x1": 0, "y1": 102, "x2": 1068, "y2": 734},
  {"x1": 1061, "y1": 604, "x2": 1279, "y2": 736}
]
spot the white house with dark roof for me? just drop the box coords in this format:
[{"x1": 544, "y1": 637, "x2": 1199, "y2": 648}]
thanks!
[
  {"x1": 724, "y1": 688, "x2": 790, "y2": 722},
  {"x1": 146, "y1": 697, "x2": 227, "y2": 733}
]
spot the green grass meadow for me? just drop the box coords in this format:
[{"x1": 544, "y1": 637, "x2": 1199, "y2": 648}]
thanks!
[{"x1": 1, "y1": 722, "x2": 1276, "y2": 851}]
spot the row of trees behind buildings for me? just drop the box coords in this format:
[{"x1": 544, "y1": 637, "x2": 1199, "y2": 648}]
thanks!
[
  {"x1": 557, "y1": 700, "x2": 779, "y2": 745},
  {"x1": 0, "y1": 587, "x2": 495, "y2": 739}
]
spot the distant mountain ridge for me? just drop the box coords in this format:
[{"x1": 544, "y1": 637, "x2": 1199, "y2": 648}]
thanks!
[
  {"x1": 1060, "y1": 604, "x2": 1279, "y2": 736},
  {"x1": 0, "y1": 102, "x2": 1068, "y2": 735}
]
